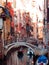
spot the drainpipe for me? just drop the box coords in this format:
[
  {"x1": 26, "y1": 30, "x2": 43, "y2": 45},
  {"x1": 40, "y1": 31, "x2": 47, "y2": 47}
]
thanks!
[{"x1": 43, "y1": 0, "x2": 48, "y2": 45}]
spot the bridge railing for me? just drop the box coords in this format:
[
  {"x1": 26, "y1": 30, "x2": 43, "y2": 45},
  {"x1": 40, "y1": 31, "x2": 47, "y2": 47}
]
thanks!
[{"x1": 4, "y1": 36, "x2": 37, "y2": 46}]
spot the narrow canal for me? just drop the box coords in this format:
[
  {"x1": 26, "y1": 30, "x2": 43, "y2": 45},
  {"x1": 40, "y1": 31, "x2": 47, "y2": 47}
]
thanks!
[{"x1": 2, "y1": 47, "x2": 34, "y2": 65}]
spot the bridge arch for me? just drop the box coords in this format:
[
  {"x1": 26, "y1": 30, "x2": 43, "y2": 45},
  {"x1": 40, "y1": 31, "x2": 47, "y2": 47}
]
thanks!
[{"x1": 4, "y1": 42, "x2": 35, "y2": 56}]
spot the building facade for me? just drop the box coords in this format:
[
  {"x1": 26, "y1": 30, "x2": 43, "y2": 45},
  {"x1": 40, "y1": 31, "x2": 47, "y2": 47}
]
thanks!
[{"x1": 0, "y1": 0, "x2": 48, "y2": 43}]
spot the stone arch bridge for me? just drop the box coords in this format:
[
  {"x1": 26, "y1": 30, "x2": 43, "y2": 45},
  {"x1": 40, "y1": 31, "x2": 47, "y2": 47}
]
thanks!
[{"x1": 4, "y1": 42, "x2": 47, "y2": 56}]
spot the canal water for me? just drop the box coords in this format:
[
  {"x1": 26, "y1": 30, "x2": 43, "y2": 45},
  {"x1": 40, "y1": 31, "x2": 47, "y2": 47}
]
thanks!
[
  {"x1": 1, "y1": 47, "x2": 48, "y2": 65},
  {"x1": 2, "y1": 47, "x2": 34, "y2": 65}
]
